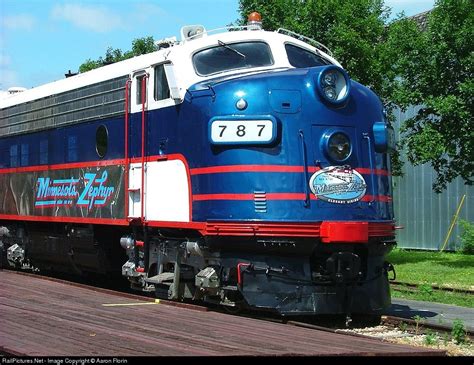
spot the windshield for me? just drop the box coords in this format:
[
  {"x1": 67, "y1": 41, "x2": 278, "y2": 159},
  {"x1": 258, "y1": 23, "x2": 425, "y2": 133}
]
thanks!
[
  {"x1": 285, "y1": 44, "x2": 330, "y2": 68},
  {"x1": 193, "y1": 41, "x2": 274, "y2": 76}
]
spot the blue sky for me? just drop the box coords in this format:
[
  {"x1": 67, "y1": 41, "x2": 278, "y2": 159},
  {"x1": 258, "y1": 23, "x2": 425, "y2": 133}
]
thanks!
[{"x1": 1, "y1": 0, "x2": 435, "y2": 91}]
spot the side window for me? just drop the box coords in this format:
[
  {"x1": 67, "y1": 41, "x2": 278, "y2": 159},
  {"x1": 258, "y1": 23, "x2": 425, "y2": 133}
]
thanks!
[
  {"x1": 10, "y1": 145, "x2": 18, "y2": 167},
  {"x1": 285, "y1": 44, "x2": 330, "y2": 68},
  {"x1": 154, "y1": 64, "x2": 170, "y2": 101},
  {"x1": 21, "y1": 143, "x2": 29, "y2": 166},
  {"x1": 136, "y1": 75, "x2": 146, "y2": 104},
  {"x1": 68, "y1": 135, "x2": 78, "y2": 162},
  {"x1": 40, "y1": 140, "x2": 48, "y2": 165}
]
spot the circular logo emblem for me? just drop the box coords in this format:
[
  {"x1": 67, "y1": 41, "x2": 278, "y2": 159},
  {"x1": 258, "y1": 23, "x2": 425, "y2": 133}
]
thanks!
[{"x1": 309, "y1": 166, "x2": 367, "y2": 204}]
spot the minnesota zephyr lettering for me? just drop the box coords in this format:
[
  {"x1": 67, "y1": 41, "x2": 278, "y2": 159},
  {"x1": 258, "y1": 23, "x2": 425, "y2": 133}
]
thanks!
[
  {"x1": 309, "y1": 166, "x2": 367, "y2": 204},
  {"x1": 314, "y1": 182, "x2": 366, "y2": 195},
  {"x1": 35, "y1": 171, "x2": 115, "y2": 209},
  {"x1": 36, "y1": 178, "x2": 79, "y2": 200},
  {"x1": 77, "y1": 171, "x2": 115, "y2": 209}
]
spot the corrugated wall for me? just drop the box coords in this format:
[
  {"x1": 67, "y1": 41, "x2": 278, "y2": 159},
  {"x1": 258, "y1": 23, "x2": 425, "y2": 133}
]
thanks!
[{"x1": 392, "y1": 106, "x2": 473, "y2": 251}]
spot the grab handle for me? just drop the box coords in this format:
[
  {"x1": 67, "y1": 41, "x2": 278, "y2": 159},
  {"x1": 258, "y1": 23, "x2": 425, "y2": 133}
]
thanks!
[
  {"x1": 363, "y1": 133, "x2": 376, "y2": 205},
  {"x1": 299, "y1": 130, "x2": 310, "y2": 207}
]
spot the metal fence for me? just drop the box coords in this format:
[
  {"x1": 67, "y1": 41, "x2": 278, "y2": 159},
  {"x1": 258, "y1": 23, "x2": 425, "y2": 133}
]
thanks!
[{"x1": 392, "y1": 106, "x2": 473, "y2": 251}]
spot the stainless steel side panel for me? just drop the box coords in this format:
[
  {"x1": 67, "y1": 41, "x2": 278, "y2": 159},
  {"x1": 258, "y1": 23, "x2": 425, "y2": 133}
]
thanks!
[{"x1": 0, "y1": 165, "x2": 125, "y2": 219}]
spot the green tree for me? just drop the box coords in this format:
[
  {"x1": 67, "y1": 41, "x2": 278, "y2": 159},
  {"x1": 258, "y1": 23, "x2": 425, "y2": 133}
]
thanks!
[
  {"x1": 239, "y1": 0, "x2": 473, "y2": 191},
  {"x1": 130, "y1": 36, "x2": 157, "y2": 56},
  {"x1": 389, "y1": 0, "x2": 473, "y2": 191},
  {"x1": 239, "y1": 0, "x2": 390, "y2": 95},
  {"x1": 78, "y1": 36, "x2": 157, "y2": 73},
  {"x1": 78, "y1": 59, "x2": 103, "y2": 73}
]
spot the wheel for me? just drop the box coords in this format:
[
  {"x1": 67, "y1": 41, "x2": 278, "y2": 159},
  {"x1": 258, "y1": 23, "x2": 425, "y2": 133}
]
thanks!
[
  {"x1": 223, "y1": 302, "x2": 245, "y2": 314},
  {"x1": 350, "y1": 313, "x2": 382, "y2": 327}
]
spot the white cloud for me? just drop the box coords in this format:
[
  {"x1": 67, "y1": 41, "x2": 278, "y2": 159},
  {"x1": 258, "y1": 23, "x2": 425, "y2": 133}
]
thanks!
[
  {"x1": 127, "y1": 3, "x2": 180, "y2": 32},
  {"x1": 51, "y1": 4, "x2": 122, "y2": 32},
  {"x1": 2, "y1": 14, "x2": 36, "y2": 30},
  {"x1": 0, "y1": 67, "x2": 21, "y2": 90},
  {"x1": 132, "y1": 3, "x2": 167, "y2": 20},
  {"x1": 0, "y1": 55, "x2": 11, "y2": 67},
  {"x1": 0, "y1": 54, "x2": 16, "y2": 89}
]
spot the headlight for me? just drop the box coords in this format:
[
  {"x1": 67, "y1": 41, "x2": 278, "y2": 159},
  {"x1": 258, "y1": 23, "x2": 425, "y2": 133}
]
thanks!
[
  {"x1": 323, "y1": 72, "x2": 337, "y2": 86},
  {"x1": 323, "y1": 131, "x2": 352, "y2": 162},
  {"x1": 324, "y1": 86, "x2": 337, "y2": 101},
  {"x1": 317, "y1": 66, "x2": 350, "y2": 105}
]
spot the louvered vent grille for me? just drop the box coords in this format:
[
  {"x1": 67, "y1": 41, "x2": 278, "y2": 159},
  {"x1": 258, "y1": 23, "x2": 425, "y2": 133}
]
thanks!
[{"x1": 254, "y1": 191, "x2": 267, "y2": 213}]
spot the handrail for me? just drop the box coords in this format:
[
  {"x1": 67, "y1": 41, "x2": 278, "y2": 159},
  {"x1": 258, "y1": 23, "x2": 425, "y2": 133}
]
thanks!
[
  {"x1": 299, "y1": 130, "x2": 310, "y2": 208},
  {"x1": 363, "y1": 133, "x2": 376, "y2": 205},
  {"x1": 184, "y1": 25, "x2": 250, "y2": 41},
  {"x1": 184, "y1": 25, "x2": 334, "y2": 59},
  {"x1": 276, "y1": 28, "x2": 333, "y2": 57},
  {"x1": 124, "y1": 79, "x2": 131, "y2": 219},
  {"x1": 140, "y1": 75, "x2": 148, "y2": 222}
]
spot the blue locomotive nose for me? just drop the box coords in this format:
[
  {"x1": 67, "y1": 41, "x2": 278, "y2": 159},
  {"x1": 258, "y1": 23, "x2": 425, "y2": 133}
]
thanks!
[
  {"x1": 181, "y1": 64, "x2": 395, "y2": 315},
  {"x1": 186, "y1": 65, "x2": 393, "y2": 224}
]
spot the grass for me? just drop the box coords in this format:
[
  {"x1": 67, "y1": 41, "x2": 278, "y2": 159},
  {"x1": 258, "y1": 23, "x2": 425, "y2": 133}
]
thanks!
[
  {"x1": 391, "y1": 284, "x2": 474, "y2": 307},
  {"x1": 386, "y1": 248, "x2": 474, "y2": 308}
]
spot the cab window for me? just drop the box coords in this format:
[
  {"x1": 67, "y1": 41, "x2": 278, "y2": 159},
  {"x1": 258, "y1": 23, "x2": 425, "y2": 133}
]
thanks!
[
  {"x1": 154, "y1": 64, "x2": 170, "y2": 101},
  {"x1": 285, "y1": 44, "x2": 330, "y2": 68},
  {"x1": 136, "y1": 75, "x2": 146, "y2": 104},
  {"x1": 193, "y1": 41, "x2": 273, "y2": 76}
]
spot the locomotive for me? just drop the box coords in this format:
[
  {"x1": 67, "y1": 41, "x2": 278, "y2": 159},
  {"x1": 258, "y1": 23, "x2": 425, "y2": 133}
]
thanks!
[{"x1": 0, "y1": 13, "x2": 396, "y2": 318}]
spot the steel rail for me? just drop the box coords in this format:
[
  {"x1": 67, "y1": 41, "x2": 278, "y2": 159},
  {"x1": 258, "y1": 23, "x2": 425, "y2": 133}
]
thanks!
[{"x1": 390, "y1": 280, "x2": 474, "y2": 295}]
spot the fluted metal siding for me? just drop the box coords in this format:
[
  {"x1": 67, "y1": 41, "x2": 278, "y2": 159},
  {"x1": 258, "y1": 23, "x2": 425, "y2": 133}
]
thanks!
[
  {"x1": 392, "y1": 106, "x2": 473, "y2": 251},
  {"x1": 0, "y1": 76, "x2": 128, "y2": 137}
]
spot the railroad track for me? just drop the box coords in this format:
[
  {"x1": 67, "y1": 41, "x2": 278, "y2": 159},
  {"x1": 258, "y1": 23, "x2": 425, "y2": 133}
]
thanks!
[
  {"x1": 240, "y1": 311, "x2": 473, "y2": 340},
  {"x1": 390, "y1": 280, "x2": 474, "y2": 295},
  {"x1": 381, "y1": 315, "x2": 473, "y2": 337}
]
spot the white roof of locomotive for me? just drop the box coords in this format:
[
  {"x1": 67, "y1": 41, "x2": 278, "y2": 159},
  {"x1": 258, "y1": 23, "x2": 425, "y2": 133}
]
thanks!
[{"x1": 0, "y1": 27, "x2": 340, "y2": 109}]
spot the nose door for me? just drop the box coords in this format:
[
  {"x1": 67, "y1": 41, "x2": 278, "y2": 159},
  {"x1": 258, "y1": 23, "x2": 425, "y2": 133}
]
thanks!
[{"x1": 309, "y1": 125, "x2": 373, "y2": 210}]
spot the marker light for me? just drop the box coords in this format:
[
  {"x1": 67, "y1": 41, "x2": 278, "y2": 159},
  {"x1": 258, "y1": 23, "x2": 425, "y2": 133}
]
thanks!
[
  {"x1": 328, "y1": 133, "x2": 351, "y2": 161},
  {"x1": 316, "y1": 66, "x2": 350, "y2": 106},
  {"x1": 247, "y1": 12, "x2": 262, "y2": 30},
  {"x1": 321, "y1": 131, "x2": 352, "y2": 162},
  {"x1": 373, "y1": 121, "x2": 396, "y2": 153},
  {"x1": 324, "y1": 87, "x2": 337, "y2": 101},
  {"x1": 236, "y1": 98, "x2": 248, "y2": 110}
]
